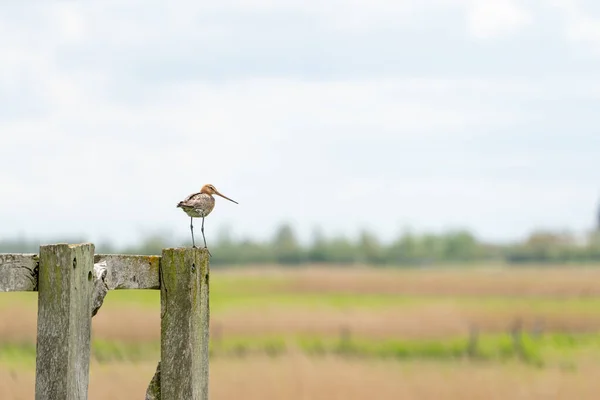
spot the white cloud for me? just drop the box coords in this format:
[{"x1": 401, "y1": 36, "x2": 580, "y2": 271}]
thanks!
[
  {"x1": 552, "y1": 0, "x2": 600, "y2": 51},
  {"x1": 465, "y1": 0, "x2": 532, "y2": 39},
  {"x1": 52, "y1": 3, "x2": 87, "y2": 43},
  {"x1": 0, "y1": 70, "x2": 541, "y2": 242},
  {"x1": 0, "y1": 1, "x2": 599, "y2": 245}
]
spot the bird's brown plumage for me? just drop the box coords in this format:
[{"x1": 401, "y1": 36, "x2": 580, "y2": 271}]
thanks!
[
  {"x1": 177, "y1": 184, "x2": 238, "y2": 250},
  {"x1": 177, "y1": 192, "x2": 216, "y2": 218}
]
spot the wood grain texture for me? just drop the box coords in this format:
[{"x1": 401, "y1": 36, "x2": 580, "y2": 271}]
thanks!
[
  {"x1": 145, "y1": 361, "x2": 161, "y2": 400},
  {"x1": 159, "y1": 247, "x2": 210, "y2": 400},
  {"x1": 94, "y1": 254, "x2": 160, "y2": 290},
  {"x1": 0, "y1": 253, "x2": 38, "y2": 292},
  {"x1": 35, "y1": 243, "x2": 94, "y2": 400}
]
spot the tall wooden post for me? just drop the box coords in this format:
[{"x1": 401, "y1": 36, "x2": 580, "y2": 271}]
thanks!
[
  {"x1": 158, "y1": 247, "x2": 210, "y2": 400},
  {"x1": 35, "y1": 243, "x2": 95, "y2": 400}
]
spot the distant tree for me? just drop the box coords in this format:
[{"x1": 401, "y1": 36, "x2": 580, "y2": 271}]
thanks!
[
  {"x1": 326, "y1": 236, "x2": 358, "y2": 263},
  {"x1": 387, "y1": 230, "x2": 425, "y2": 265},
  {"x1": 307, "y1": 227, "x2": 328, "y2": 263},
  {"x1": 421, "y1": 234, "x2": 445, "y2": 261},
  {"x1": 357, "y1": 229, "x2": 384, "y2": 264},
  {"x1": 506, "y1": 230, "x2": 577, "y2": 263},
  {"x1": 443, "y1": 230, "x2": 479, "y2": 261},
  {"x1": 236, "y1": 239, "x2": 275, "y2": 264},
  {"x1": 216, "y1": 225, "x2": 235, "y2": 247},
  {"x1": 95, "y1": 240, "x2": 117, "y2": 254},
  {"x1": 0, "y1": 238, "x2": 40, "y2": 253},
  {"x1": 272, "y1": 223, "x2": 303, "y2": 264},
  {"x1": 124, "y1": 234, "x2": 168, "y2": 255},
  {"x1": 7, "y1": 221, "x2": 600, "y2": 267}
]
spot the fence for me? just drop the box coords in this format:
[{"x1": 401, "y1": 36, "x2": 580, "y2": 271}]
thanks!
[{"x1": 0, "y1": 243, "x2": 210, "y2": 400}]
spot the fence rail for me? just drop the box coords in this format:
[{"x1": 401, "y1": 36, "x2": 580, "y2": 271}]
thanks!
[{"x1": 0, "y1": 243, "x2": 210, "y2": 400}]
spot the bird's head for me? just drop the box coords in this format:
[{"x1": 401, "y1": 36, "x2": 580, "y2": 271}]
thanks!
[{"x1": 200, "y1": 184, "x2": 239, "y2": 204}]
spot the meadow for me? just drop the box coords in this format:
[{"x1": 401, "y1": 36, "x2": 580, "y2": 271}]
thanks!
[{"x1": 2, "y1": 265, "x2": 600, "y2": 399}]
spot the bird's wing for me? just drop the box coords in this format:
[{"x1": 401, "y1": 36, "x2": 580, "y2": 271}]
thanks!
[
  {"x1": 182, "y1": 192, "x2": 201, "y2": 203},
  {"x1": 177, "y1": 192, "x2": 202, "y2": 208}
]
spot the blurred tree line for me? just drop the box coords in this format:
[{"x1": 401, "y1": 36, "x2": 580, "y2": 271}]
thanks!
[{"x1": 2, "y1": 224, "x2": 600, "y2": 266}]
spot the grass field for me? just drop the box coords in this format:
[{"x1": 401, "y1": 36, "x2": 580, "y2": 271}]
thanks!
[{"x1": 2, "y1": 265, "x2": 600, "y2": 399}]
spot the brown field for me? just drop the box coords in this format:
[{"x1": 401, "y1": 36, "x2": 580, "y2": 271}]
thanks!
[
  {"x1": 3, "y1": 304, "x2": 599, "y2": 344},
  {"x1": 2, "y1": 355, "x2": 600, "y2": 400},
  {"x1": 4, "y1": 266, "x2": 600, "y2": 342},
  {"x1": 3, "y1": 265, "x2": 600, "y2": 399},
  {"x1": 228, "y1": 264, "x2": 600, "y2": 296}
]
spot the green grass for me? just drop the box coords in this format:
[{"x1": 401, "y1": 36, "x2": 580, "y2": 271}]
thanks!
[
  {"x1": 294, "y1": 333, "x2": 546, "y2": 366},
  {"x1": 5, "y1": 332, "x2": 600, "y2": 369},
  {"x1": 0, "y1": 292, "x2": 38, "y2": 309},
  {"x1": 210, "y1": 293, "x2": 600, "y2": 313},
  {"x1": 0, "y1": 342, "x2": 36, "y2": 368},
  {"x1": 5, "y1": 280, "x2": 600, "y2": 315},
  {"x1": 92, "y1": 339, "x2": 159, "y2": 362},
  {"x1": 211, "y1": 273, "x2": 600, "y2": 313},
  {"x1": 3, "y1": 271, "x2": 600, "y2": 369},
  {"x1": 102, "y1": 290, "x2": 160, "y2": 308},
  {"x1": 0, "y1": 340, "x2": 160, "y2": 368}
]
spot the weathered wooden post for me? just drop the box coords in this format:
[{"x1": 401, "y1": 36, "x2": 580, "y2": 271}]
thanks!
[
  {"x1": 146, "y1": 247, "x2": 210, "y2": 400},
  {"x1": 35, "y1": 243, "x2": 95, "y2": 400},
  {"x1": 1, "y1": 244, "x2": 211, "y2": 399}
]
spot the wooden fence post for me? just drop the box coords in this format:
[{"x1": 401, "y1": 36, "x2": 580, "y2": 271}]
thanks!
[
  {"x1": 158, "y1": 247, "x2": 210, "y2": 400},
  {"x1": 35, "y1": 243, "x2": 95, "y2": 400}
]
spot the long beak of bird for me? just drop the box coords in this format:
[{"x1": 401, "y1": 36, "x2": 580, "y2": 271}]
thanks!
[{"x1": 215, "y1": 191, "x2": 239, "y2": 204}]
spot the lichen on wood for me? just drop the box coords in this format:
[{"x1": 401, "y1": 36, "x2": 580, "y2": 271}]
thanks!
[
  {"x1": 145, "y1": 361, "x2": 161, "y2": 400},
  {"x1": 0, "y1": 254, "x2": 39, "y2": 292},
  {"x1": 158, "y1": 247, "x2": 210, "y2": 400},
  {"x1": 35, "y1": 243, "x2": 95, "y2": 400},
  {"x1": 94, "y1": 254, "x2": 160, "y2": 289}
]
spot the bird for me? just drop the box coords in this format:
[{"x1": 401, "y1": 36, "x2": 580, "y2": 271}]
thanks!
[{"x1": 177, "y1": 184, "x2": 238, "y2": 254}]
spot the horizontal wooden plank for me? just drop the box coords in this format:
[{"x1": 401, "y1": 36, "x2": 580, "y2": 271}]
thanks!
[
  {"x1": 94, "y1": 254, "x2": 160, "y2": 290},
  {"x1": 1, "y1": 253, "x2": 160, "y2": 292},
  {"x1": 0, "y1": 253, "x2": 39, "y2": 292}
]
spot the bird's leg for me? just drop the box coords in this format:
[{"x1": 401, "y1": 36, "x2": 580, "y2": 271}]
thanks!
[
  {"x1": 201, "y1": 216, "x2": 212, "y2": 257},
  {"x1": 190, "y1": 217, "x2": 196, "y2": 248}
]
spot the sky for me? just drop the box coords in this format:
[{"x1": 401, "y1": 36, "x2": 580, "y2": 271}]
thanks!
[{"x1": 1, "y1": 0, "x2": 599, "y2": 246}]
